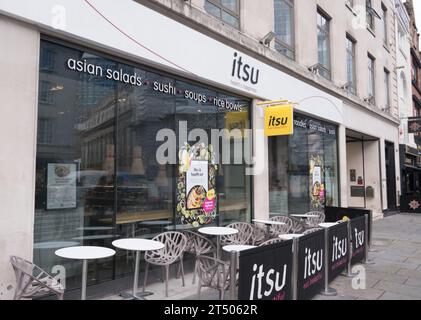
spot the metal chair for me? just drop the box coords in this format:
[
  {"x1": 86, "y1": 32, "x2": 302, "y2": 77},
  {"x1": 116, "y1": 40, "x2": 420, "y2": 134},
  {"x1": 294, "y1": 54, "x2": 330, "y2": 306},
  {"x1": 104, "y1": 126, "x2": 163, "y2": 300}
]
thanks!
[
  {"x1": 196, "y1": 255, "x2": 232, "y2": 300},
  {"x1": 258, "y1": 238, "x2": 284, "y2": 247},
  {"x1": 9, "y1": 256, "x2": 64, "y2": 300},
  {"x1": 269, "y1": 216, "x2": 292, "y2": 236},
  {"x1": 304, "y1": 211, "x2": 325, "y2": 229},
  {"x1": 249, "y1": 224, "x2": 267, "y2": 246},
  {"x1": 180, "y1": 230, "x2": 216, "y2": 285},
  {"x1": 290, "y1": 217, "x2": 305, "y2": 234},
  {"x1": 220, "y1": 222, "x2": 253, "y2": 246},
  {"x1": 143, "y1": 231, "x2": 187, "y2": 297},
  {"x1": 303, "y1": 228, "x2": 323, "y2": 235}
]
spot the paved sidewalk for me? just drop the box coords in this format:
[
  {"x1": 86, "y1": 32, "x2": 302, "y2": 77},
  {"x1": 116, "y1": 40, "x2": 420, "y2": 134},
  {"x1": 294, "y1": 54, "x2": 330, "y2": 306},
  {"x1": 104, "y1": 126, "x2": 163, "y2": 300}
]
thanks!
[
  {"x1": 102, "y1": 213, "x2": 421, "y2": 300},
  {"x1": 314, "y1": 213, "x2": 421, "y2": 300}
]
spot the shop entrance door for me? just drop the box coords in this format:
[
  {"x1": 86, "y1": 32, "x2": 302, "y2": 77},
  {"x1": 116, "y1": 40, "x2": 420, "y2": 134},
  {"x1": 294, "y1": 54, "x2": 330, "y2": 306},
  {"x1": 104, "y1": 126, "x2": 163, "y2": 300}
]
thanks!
[{"x1": 385, "y1": 141, "x2": 397, "y2": 210}]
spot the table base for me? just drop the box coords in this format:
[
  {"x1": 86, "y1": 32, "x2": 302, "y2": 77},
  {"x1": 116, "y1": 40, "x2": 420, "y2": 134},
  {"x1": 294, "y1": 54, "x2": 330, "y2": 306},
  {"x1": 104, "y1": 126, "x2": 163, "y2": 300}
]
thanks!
[
  {"x1": 119, "y1": 291, "x2": 153, "y2": 300},
  {"x1": 319, "y1": 287, "x2": 337, "y2": 296}
]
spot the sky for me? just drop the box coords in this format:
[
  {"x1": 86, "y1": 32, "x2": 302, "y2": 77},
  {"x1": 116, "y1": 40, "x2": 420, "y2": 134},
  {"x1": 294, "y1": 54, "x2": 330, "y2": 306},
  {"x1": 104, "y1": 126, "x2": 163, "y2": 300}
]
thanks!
[{"x1": 412, "y1": 0, "x2": 421, "y2": 30}]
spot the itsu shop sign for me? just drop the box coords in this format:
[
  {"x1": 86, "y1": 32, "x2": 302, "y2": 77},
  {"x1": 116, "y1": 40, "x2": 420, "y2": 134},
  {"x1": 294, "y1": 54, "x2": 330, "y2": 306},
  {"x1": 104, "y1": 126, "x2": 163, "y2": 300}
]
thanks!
[
  {"x1": 238, "y1": 241, "x2": 293, "y2": 300},
  {"x1": 328, "y1": 222, "x2": 349, "y2": 282},
  {"x1": 297, "y1": 230, "x2": 325, "y2": 300}
]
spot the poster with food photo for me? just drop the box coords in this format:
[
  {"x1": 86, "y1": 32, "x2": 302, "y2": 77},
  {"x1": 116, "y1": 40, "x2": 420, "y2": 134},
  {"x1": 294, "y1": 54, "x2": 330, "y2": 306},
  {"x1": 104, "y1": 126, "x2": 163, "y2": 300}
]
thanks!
[
  {"x1": 309, "y1": 155, "x2": 325, "y2": 209},
  {"x1": 47, "y1": 163, "x2": 77, "y2": 210},
  {"x1": 177, "y1": 143, "x2": 217, "y2": 227}
]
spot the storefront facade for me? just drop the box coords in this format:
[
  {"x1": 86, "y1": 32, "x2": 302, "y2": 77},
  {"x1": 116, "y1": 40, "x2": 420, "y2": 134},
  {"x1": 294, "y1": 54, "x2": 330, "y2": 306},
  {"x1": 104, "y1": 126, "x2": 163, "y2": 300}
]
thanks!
[{"x1": 0, "y1": 0, "x2": 400, "y2": 297}]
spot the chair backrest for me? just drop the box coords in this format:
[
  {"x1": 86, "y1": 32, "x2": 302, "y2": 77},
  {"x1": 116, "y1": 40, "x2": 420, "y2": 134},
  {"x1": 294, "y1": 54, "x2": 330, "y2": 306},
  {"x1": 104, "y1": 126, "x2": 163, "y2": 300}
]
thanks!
[
  {"x1": 196, "y1": 255, "x2": 230, "y2": 290},
  {"x1": 258, "y1": 238, "x2": 284, "y2": 247},
  {"x1": 290, "y1": 217, "x2": 304, "y2": 234},
  {"x1": 305, "y1": 211, "x2": 325, "y2": 227},
  {"x1": 269, "y1": 216, "x2": 292, "y2": 236},
  {"x1": 9, "y1": 256, "x2": 63, "y2": 299},
  {"x1": 145, "y1": 232, "x2": 188, "y2": 264},
  {"x1": 303, "y1": 228, "x2": 323, "y2": 235},
  {"x1": 250, "y1": 225, "x2": 267, "y2": 246},
  {"x1": 183, "y1": 230, "x2": 216, "y2": 257},
  {"x1": 220, "y1": 222, "x2": 253, "y2": 246}
]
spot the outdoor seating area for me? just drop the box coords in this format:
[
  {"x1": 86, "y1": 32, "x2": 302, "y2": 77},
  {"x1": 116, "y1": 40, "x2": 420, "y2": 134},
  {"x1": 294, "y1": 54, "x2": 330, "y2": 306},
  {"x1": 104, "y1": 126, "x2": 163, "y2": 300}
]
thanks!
[{"x1": 9, "y1": 212, "x2": 326, "y2": 300}]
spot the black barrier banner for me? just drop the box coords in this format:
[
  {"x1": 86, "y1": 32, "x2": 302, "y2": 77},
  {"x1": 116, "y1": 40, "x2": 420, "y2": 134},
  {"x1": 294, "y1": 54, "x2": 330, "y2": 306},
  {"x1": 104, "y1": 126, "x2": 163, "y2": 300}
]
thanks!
[
  {"x1": 238, "y1": 241, "x2": 293, "y2": 300},
  {"x1": 400, "y1": 195, "x2": 421, "y2": 214},
  {"x1": 327, "y1": 222, "x2": 349, "y2": 282},
  {"x1": 297, "y1": 229, "x2": 325, "y2": 300},
  {"x1": 325, "y1": 206, "x2": 371, "y2": 245},
  {"x1": 350, "y1": 216, "x2": 366, "y2": 265}
]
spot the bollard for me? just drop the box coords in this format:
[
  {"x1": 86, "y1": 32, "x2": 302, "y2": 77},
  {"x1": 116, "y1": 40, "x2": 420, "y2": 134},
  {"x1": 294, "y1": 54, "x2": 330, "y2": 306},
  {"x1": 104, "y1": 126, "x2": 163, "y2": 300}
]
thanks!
[
  {"x1": 363, "y1": 214, "x2": 375, "y2": 265},
  {"x1": 342, "y1": 219, "x2": 358, "y2": 278},
  {"x1": 320, "y1": 227, "x2": 337, "y2": 296},
  {"x1": 291, "y1": 238, "x2": 298, "y2": 300},
  {"x1": 230, "y1": 250, "x2": 237, "y2": 300}
]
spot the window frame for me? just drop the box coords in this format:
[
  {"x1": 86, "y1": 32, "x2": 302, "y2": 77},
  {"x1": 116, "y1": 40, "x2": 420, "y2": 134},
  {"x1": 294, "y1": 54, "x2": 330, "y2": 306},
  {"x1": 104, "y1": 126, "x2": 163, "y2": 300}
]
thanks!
[
  {"x1": 205, "y1": 0, "x2": 241, "y2": 29},
  {"x1": 274, "y1": 0, "x2": 295, "y2": 60},
  {"x1": 317, "y1": 8, "x2": 332, "y2": 80},
  {"x1": 367, "y1": 53, "x2": 376, "y2": 104},
  {"x1": 346, "y1": 34, "x2": 357, "y2": 95}
]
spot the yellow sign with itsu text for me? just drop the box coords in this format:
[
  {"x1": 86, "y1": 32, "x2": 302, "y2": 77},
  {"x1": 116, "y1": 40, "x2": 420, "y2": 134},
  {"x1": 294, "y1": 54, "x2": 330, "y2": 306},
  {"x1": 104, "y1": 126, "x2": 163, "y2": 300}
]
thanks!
[{"x1": 264, "y1": 104, "x2": 294, "y2": 136}]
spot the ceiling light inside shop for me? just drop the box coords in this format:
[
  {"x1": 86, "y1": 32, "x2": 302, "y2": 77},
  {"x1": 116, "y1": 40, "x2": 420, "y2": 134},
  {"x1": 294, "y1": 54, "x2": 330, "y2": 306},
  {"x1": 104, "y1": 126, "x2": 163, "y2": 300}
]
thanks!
[{"x1": 50, "y1": 84, "x2": 64, "y2": 91}]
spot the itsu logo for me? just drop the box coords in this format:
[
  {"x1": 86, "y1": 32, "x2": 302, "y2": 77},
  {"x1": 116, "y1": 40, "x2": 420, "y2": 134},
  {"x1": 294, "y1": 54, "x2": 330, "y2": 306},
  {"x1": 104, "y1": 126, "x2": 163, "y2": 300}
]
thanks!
[
  {"x1": 303, "y1": 247, "x2": 323, "y2": 280},
  {"x1": 354, "y1": 228, "x2": 365, "y2": 248},
  {"x1": 332, "y1": 235, "x2": 347, "y2": 262},
  {"x1": 231, "y1": 52, "x2": 260, "y2": 85},
  {"x1": 249, "y1": 264, "x2": 287, "y2": 300}
]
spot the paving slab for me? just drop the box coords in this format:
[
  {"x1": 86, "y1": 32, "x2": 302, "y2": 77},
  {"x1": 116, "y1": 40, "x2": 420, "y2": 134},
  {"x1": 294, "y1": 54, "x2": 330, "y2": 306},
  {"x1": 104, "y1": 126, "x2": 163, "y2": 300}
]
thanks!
[
  {"x1": 374, "y1": 280, "x2": 421, "y2": 299},
  {"x1": 379, "y1": 292, "x2": 418, "y2": 300}
]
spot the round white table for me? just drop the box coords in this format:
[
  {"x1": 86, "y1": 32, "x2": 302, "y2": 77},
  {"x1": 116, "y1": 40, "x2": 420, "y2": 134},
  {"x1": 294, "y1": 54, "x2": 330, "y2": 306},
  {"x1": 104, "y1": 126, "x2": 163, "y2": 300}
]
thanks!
[
  {"x1": 112, "y1": 239, "x2": 164, "y2": 300},
  {"x1": 198, "y1": 227, "x2": 239, "y2": 258},
  {"x1": 55, "y1": 246, "x2": 116, "y2": 300},
  {"x1": 319, "y1": 222, "x2": 338, "y2": 228},
  {"x1": 223, "y1": 245, "x2": 256, "y2": 253},
  {"x1": 279, "y1": 234, "x2": 303, "y2": 240}
]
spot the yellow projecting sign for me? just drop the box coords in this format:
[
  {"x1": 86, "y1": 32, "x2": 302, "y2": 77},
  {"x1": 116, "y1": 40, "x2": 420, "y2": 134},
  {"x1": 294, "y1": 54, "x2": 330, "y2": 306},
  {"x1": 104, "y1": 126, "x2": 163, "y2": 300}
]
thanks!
[{"x1": 262, "y1": 102, "x2": 294, "y2": 137}]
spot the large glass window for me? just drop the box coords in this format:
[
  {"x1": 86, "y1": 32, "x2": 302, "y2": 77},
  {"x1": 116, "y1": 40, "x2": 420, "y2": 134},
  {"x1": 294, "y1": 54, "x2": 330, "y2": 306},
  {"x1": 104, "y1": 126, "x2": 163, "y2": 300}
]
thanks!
[
  {"x1": 269, "y1": 115, "x2": 338, "y2": 215},
  {"x1": 274, "y1": 0, "x2": 295, "y2": 60},
  {"x1": 317, "y1": 9, "x2": 331, "y2": 80},
  {"x1": 35, "y1": 40, "x2": 251, "y2": 290}
]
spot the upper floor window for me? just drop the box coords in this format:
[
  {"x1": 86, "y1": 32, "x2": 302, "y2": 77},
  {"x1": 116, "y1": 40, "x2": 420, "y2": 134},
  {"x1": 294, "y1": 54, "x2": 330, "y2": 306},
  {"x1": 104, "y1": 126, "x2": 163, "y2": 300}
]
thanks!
[
  {"x1": 274, "y1": 0, "x2": 295, "y2": 60},
  {"x1": 317, "y1": 9, "x2": 331, "y2": 80},
  {"x1": 346, "y1": 35, "x2": 356, "y2": 94},
  {"x1": 381, "y1": 3, "x2": 388, "y2": 47},
  {"x1": 205, "y1": 0, "x2": 240, "y2": 29},
  {"x1": 366, "y1": 0, "x2": 375, "y2": 31},
  {"x1": 384, "y1": 68, "x2": 390, "y2": 110},
  {"x1": 412, "y1": 61, "x2": 418, "y2": 84},
  {"x1": 367, "y1": 54, "x2": 376, "y2": 104}
]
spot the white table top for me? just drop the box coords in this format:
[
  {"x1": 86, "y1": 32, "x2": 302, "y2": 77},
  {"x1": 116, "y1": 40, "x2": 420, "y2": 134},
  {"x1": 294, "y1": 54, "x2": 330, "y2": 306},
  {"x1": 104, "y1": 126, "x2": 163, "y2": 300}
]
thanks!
[
  {"x1": 34, "y1": 241, "x2": 79, "y2": 250},
  {"x1": 55, "y1": 246, "x2": 116, "y2": 260},
  {"x1": 223, "y1": 245, "x2": 256, "y2": 252},
  {"x1": 253, "y1": 219, "x2": 286, "y2": 226},
  {"x1": 198, "y1": 226, "x2": 239, "y2": 236},
  {"x1": 112, "y1": 239, "x2": 165, "y2": 251},
  {"x1": 319, "y1": 222, "x2": 339, "y2": 228},
  {"x1": 72, "y1": 235, "x2": 115, "y2": 241},
  {"x1": 279, "y1": 234, "x2": 303, "y2": 240},
  {"x1": 290, "y1": 214, "x2": 319, "y2": 218}
]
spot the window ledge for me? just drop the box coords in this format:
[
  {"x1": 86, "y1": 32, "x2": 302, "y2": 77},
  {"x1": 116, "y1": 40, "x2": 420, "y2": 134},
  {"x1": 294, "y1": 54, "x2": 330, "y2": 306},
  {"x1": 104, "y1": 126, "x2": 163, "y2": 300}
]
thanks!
[
  {"x1": 383, "y1": 44, "x2": 390, "y2": 53},
  {"x1": 367, "y1": 27, "x2": 376, "y2": 38}
]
